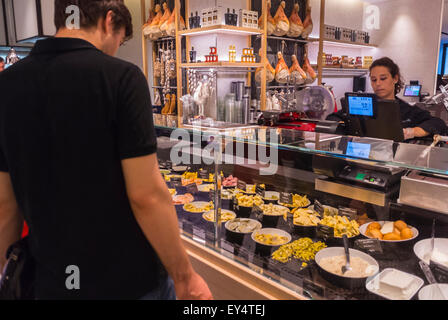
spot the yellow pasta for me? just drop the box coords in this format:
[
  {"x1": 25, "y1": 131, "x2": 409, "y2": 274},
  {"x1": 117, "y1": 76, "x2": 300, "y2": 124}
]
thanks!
[{"x1": 272, "y1": 238, "x2": 327, "y2": 265}]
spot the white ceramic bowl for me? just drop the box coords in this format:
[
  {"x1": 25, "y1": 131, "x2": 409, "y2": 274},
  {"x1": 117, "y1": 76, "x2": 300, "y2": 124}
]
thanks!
[
  {"x1": 197, "y1": 184, "x2": 214, "y2": 192},
  {"x1": 359, "y1": 221, "x2": 419, "y2": 243},
  {"x1": 413, "y1": 238, "x2": 448, "y2": 264},
  {"x1": 251, "y1": 228, "x2": 292, "y2": 247},
  {"x1": 225, "y1": 218, "x2": 262, "y2": 234},
  {"x1": 183, "y1": 201, "x2": 213, "y2": 213},
  {"x1": 262, "y1": 191, "x2": 280, "y2": 201},
  {"x1": 419, "y1": 284, "x2": 448, "y2": 300},
  {"x1": 202, "y1": 209, "x2": 236, "y2": 223}
]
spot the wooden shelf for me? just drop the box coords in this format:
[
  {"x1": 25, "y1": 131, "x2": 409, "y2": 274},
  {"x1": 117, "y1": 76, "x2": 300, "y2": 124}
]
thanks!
[
  {"x1": 310, "y1": 38, "x2": 378, "y2": 49},
  {"x1": 179, "y1": 25, "x2": 263, "y2": 37},
  {"x1": 180, "y1": 62, "x2": 263, "y2": 68}
]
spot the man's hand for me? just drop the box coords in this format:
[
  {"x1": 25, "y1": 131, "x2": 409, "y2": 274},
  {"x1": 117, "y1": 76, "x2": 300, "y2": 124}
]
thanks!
[
  {"x1": 403, "y1": 127, "x2": 430, "y2": 140},
  {"x1": 174, "y1": 271, "x2": 213, "y2": 300}
]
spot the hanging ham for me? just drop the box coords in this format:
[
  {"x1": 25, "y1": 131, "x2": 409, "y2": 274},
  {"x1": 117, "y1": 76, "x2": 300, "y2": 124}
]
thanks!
[
  {"x1": 259, "y1": 0, "x2": 276, "y2": 36},
  {"x1": 275, "y1": 52, "x2": 290, "y2": 84},
  {"x1": 145, "y1": 4, "x2": 163, "y2": 39},
  {"x1": 301, "y1": 4, "x2": 314, "y2": 39},
  {"x1": 256, "y1": 48, "x2": 275, "y2": 84},
  {"x1": 273, "y1": 1, "x2": 290, "y2": 37},
  {"x1": 303, "y1": 53, "x2": 317, "y2": 84},
  {"x1": 159, "y1": 2, "x2": 172, "y2": 36},
  {"x1": 166, "y1": 10, "x2": 186, "y2": 36},
  {"x1": 287, "y1": 3, "x2": 303, "y2": 38},
  {"x1": 290, "y1": 55, "x2": 307, "y2": 84}
]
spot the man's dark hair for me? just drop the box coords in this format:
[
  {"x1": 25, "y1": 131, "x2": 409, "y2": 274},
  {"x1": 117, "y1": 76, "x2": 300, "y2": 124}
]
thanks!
[
  {"x1": 54, "y1": 0, "x2": 133, "y2": 41},
  {"x1": 370, "y1": 57, "x2": 405, "y2": 95}
]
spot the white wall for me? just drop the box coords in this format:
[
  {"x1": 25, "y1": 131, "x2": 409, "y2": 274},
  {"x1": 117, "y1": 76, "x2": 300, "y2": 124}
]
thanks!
[{"x1": 374, "y1": 0, "x2": 444, "y2": 97}]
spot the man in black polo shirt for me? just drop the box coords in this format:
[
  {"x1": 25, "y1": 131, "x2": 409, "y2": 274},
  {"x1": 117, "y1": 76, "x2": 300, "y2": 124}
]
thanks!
[{"x1": 0, "y1": 0, "x2": 212, "y2": 300}]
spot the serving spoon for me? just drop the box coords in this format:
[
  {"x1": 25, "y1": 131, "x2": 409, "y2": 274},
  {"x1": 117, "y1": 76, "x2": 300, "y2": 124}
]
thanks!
[{"x1": 341, "y1": 234, "x2": 352, "y2": 275}]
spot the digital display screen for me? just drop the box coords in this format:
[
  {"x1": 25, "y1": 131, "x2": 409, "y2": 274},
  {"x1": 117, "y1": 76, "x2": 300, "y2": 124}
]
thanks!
[
  {"x1": 404, "y1": 85, "x2": 422, "y2": 97},
  {"x1": 348, "y1": 96, "x2": 374, "y2": 116},
  {"x1": 346, "y1": 142, "x2": 371, "y2": 159}
]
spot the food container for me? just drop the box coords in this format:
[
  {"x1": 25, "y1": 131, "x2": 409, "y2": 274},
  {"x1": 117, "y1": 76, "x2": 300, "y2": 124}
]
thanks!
[
  {"x1": 413, "y1": 238, "x2": 448, "y2": 265},
  {"x1": 359, "y1": 221, "x2": 419, "y2": 243},
  {"x1": 418, "y1": 284, "x2": 448, "y2": 300},
  {"x1": 262, "y1": 191, "x2": 280, "y2": 204},
  {"x1": 252, "y1": 228, "x2": 292, "y2": 256},
  {"x1": 235, "y1": 204, "x2": 252, "y2": 218},
  {"x1": 183, "y1": 201, "x2": 213, "y2": 213},
  {"x1": 257, "y1": 205, "x2": 290, "y2": 228},
  {"x1": 202, "y1": 209, "x2": 236, "y2": 223},
  {"x1": 315, "y1": 247, "x2": 379, "y2": 290},
  {"x1": 366, "y1": 268, "x2": 424, "y2": 300},
  {"x1": 225, "y1": 218, "x2": 262, "y2": 245}
]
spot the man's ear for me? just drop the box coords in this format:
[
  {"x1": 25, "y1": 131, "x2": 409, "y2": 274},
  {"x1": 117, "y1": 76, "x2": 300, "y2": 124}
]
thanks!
[{"x1": 103, "y1": 10, "x2": 115, "y2": 35}]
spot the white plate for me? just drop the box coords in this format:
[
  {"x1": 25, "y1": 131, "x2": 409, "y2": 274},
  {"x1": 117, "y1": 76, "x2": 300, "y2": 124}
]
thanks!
[
  {"x1": 366, "y1": 268, "x2": 424, "y2": 300},
  {"x1": 418, "y1": 284, "x2": 448, "y2": 300},
  {"x1": 251, "y1": 228, "x2": 292, "y2": 247},
  {"x1": 172, "y1": 166, "x2": 188, "y2": 172},
  {"x1": 359, "y1": 221, "x2": 419, "y2": 242},
  {"x1": 183, "y1": 201, "x2": 213, "y2": 213},
  {"x1": 202, "y1": 209, "x2": 236, "y2": 222},
  {"x1": 413, "y1": 238, "x2": 448, "y2": 265}
]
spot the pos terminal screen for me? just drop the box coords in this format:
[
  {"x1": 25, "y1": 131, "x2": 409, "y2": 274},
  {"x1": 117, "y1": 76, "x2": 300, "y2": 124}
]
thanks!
[
  {"x1": 347, "y1": 96, "x2": 374, "y2": 116},
  {"x1": 346, "y1": 142, "x2": 371, "y2": 159}
]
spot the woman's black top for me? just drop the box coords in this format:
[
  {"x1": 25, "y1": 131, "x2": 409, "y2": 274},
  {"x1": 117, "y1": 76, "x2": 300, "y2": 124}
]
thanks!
[{"x1": 326, "y1": 98, "x2": 448, "y2": 136}]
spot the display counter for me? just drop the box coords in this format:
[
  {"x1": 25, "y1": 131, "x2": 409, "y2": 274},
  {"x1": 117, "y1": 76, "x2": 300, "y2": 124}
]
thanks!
[{"x1": 156, "y1": 124, "x2": 448, "y2": 300}]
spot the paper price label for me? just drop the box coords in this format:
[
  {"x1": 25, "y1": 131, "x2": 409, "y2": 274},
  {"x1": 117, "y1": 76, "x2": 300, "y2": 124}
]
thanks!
[
  {"x1": 314, "y1": 200, "x2": 325, "y2": 217},
  {"x1": 316, "y1": 224, "x2": 334, "y2": 239},
  {"x1": 355, "y1": 239, "x2": 383, "y2": 254},
  {"x1": 280, "y1": 192, "x2": 292, "y2": 205},
  {"x1": 185, "y1": 183, "x2": 199, "y2": 195},
  {"x1": 237, "y1": 180, "x2": 247, "y2": 191}
]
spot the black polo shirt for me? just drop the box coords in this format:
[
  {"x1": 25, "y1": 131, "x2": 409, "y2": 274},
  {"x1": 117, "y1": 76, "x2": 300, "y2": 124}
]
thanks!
[{"x1": 0, "y1": 38, "x2": 166, "y2": 299}]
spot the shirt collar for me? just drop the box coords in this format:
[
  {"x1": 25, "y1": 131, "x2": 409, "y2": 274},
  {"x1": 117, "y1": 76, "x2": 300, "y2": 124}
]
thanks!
[{"x1": 31, "y1": 37, "x2": 100, "y2": 55}]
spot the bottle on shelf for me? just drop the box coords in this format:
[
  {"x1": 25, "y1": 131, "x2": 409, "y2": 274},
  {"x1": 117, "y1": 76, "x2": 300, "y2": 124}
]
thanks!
[
  {"x1": 189, "y1": 12, "x2": 195, "y2": 29},
  {"x1": 195, "y1": 11, "x2": 201, "y2": 29},
  {"x1": 225, "y1": 8, "x2": 232, "y2": 25},
  {"x1": 232, "y1": 9, "x2": 238, "y2": 26},
  {"x1": 190, "y1": 47, "x2": 196, "y2": 63}
]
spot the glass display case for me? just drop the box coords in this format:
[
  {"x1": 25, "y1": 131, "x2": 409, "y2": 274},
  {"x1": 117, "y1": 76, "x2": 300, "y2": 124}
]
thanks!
[{"x1": 156, "y1": 124, "x2": 448, "y2": 300}]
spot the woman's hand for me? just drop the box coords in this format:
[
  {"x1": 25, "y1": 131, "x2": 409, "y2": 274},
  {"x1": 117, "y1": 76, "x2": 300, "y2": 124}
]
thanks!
[{"x1": 403, "y1": 127, "x2": 430, "y2": 140}]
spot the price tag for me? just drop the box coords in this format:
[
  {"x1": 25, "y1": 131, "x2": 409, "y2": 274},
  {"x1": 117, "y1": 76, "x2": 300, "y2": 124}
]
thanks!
[
  {"x1": 280, "y1": 192, "x2": 292, "y2": 205},
  {"x1": 255, "y1": 185, "x2": 265, "y2": 197},
  {"x1": 185, "y1": 182, "x2": 199, "y2": 195},
  {"x1": 355, "y1": 239, "x2": 383, "y2": 254},
  {"x1": 193, "y1": 226, "x2": 205, "y2": 240},
  {"x1": 316, "y1": 224, "x2": 334, "y2": 239},
  {"x1": 220, "y1": 239, "x2": 235, "y2": 255},
  {"x1": 338, "y1": 207, "x2": 357, "y2": 220},
  {"x1": 430, "y1": 260, "x2": 448, "y2": 284},
  {"x1": 314, "y1": 200, "x2": 325, "y2": 218},
  {"x1": 303, "y1": 279, "x2": 325, "y2": 298},
  {"x1": 237, "y1": 180, "x2": 247, "y2": 192},
  {"x1": 199, "y1": 169, "x2": 209, "y2": 180},
  {"x1": 165, "y1": 160, "x2": 173, "y2": 170},
  {"x1": 183, "y1": 221, "x2": 193, "y2": 237},
  {"x1": 205, "y1": 231, "x2": 215, "y2": 247},
  {"x1": 171, "y1": 177, "x2": 182, "y2": 188}
]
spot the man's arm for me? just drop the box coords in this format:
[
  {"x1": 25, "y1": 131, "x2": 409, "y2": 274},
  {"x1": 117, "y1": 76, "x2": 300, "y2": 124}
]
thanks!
[
  {"x1": 0, "y1": 172, "x2": 23, "y2": 272},
  {"x1": 121, "y1": 154, "x2": 212, "y2": 300}
]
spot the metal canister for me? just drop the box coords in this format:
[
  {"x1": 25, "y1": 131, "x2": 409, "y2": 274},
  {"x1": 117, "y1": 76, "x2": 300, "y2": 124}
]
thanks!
[{"x1": 242, "y1": 94, "x2": 250, "y2": 124}]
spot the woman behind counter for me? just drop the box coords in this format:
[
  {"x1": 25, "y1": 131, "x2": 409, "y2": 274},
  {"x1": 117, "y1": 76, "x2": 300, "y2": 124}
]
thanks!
[{"x1": 327, "y1": 57, "x2": 448, "y2": 140}]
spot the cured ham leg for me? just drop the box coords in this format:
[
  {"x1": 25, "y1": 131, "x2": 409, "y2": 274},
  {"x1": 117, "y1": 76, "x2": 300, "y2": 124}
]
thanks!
[
  {"x1": 145, "y1": 4, "x2": 163, "y2": 39},
  {"x1": 287, "y1": 3, "x2": 303, "y2": 38},
  {"x1": 166, "y1": 10, "x2": 186, "y2": 36},
  {"x1": 290, "y1": 55, "x2": 307, "y2": 84},
  {"x1": 159, "y1": 2, "x2": 172, "y2": 36},
  {"x1": 302, "y1": 52, "x2": 317, "y2": 84},
  {"x1": 302, "y1": 3, "x2": 314, "y2": 39},
  {"x1": 256, "y1": 48, "x2": 275, "y2": 84},
  {"x1": 275, "y1": 52, "x2": 290, "y2": 84},
  {"x1": 259, "y1": 0, "x2": 276, "y2": 36},
  {"x1": 273, "y1": 1, "x2": 290, "y2": 37}
]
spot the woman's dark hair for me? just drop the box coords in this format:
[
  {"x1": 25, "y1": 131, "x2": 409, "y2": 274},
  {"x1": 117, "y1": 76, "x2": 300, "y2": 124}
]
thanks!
[
  {"x1": 0, "y1": 57, "x2": 4, "y2": 63},
  {"x1": 54, "y1": 0, "x2": 133, "y2": 41},
  {"x1": 369, "y1": 57, "x2": 405, "y2": 95}
]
